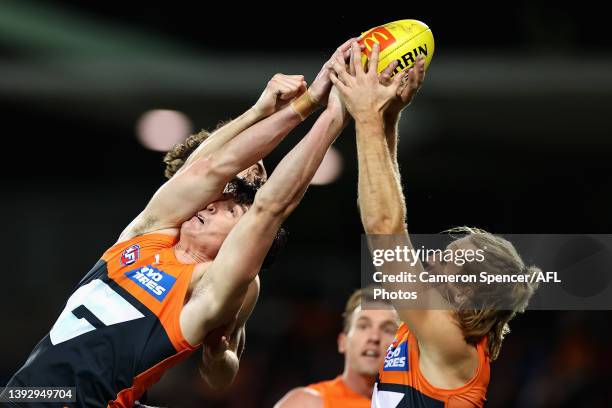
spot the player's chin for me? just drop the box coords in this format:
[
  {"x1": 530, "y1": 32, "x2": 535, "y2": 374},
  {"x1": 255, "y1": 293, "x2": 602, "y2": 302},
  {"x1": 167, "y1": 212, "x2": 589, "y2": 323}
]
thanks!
[
  {"x1": 357, "y1": 365, "x2": 381, "y2": 377},
  {"x1": 356, "y1": 359, "x2": 383, "y2": 376}
]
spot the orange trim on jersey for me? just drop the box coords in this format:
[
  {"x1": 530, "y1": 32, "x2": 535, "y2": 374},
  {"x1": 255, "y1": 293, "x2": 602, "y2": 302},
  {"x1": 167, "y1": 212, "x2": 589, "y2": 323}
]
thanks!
[
  {"x1": 102, "y1": 233, "x2": 178, "y2": 263},
  {"x1": 108, "y1": 347, "x2": 196, "y2": 408},
  {"x1": 307, "y1": 376, "x2": 370, "y2": 408},
  {"x1": 102, "y1": 233, "x2": 200, "y2": 351},
  {"x1": 377, "y1": 323, "x2": 490, "y2": 407},
  {"x1": 102, "y1": 233, "x2": 204, "y2": 407}
]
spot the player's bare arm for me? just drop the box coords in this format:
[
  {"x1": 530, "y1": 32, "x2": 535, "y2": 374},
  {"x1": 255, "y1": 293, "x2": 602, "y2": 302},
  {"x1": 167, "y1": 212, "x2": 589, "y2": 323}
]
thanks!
[
  {"x1": 118, "y1": 40, "x2": 356, "y2": 244},
  {"x1": 198, "y1": 275, "x2": 259, "y2": 389},
  {"x1": 117, "y1": 81, "x2": 304, "y2": 243},
  {"x1": 379, "y1": 56, "x2": 425, "y2": 174},
  {"x1": 175, "y1": 74, "x2": 307, "y2": 175},
  {"x1": 179, "y1": 76, "x2": 350, "y2": 351},
  {"x1": 331, "y1": 42, "x2": 476, "y2": 381}
]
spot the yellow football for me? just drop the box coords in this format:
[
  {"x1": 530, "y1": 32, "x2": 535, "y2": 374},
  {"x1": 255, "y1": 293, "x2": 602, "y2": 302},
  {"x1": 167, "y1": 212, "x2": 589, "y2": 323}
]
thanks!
[{"x1": 358, "y1": 19, "x2": 435, "y2": 75}]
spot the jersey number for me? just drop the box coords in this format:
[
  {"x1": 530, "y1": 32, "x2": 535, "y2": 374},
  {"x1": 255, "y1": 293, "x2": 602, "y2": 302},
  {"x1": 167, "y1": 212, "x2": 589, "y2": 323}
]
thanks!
[{"x1": 50, "y1": 279, "x2": 145, "y2": 345}]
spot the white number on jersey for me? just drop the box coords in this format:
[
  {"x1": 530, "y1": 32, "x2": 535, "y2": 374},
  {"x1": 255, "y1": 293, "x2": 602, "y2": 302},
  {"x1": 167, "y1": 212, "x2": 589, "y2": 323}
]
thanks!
[
  {"x1": 372, "y1": 383, "x2": 404, "y2": 408},
  {"x1": 50, "y1": 279, "x2": 144, "y2": 345}
]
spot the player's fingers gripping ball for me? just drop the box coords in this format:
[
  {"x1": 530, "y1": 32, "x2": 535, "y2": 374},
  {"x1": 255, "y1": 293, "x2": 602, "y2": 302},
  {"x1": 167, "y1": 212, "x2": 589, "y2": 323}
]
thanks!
[{"x1": 358, "y1": 19, "x2": 435, "y2": 76}]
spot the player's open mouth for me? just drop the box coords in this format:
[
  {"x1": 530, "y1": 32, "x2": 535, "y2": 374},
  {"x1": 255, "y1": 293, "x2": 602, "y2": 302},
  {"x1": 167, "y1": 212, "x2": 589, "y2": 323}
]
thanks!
[
  {"x1": 194, "y1": 215, "x2": 205, "y2": 224},
  {"x1": 362, "y1": 350, "x2": 380, "y2": 358}
]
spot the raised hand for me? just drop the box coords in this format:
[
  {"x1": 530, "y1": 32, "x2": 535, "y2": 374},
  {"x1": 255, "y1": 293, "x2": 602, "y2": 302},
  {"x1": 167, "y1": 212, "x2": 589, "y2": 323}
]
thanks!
[
  {"x1": 308, "y1": 38, "x2": 362, "y2": 106},
  {"x1": 253, "y1": 74, "x2": 307, "y2": 118},
  {"x1": 380, "y1": 56, "x2": 426, "y2": 115},
  {"x1": 329, "y1": 42, "x2": 404, "y2": 121}
]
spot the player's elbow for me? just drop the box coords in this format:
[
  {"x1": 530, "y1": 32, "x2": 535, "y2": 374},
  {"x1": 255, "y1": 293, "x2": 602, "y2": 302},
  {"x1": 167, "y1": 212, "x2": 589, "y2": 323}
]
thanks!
[
  {"x1": 185, "y1": 152, "x2": 236, "y2": 183},
  {"x1": 183, "y1": 155, "x2": 223, "y2": 183},
  {"x1": 252, "y1": 190, "x2": 295, "y2": 221},
  {"x1": 198, "y1": 357, "x2": 238, "y2": 391},
  {"x1": 201, "y1": 374, "x2": 234, "y2": 391}
]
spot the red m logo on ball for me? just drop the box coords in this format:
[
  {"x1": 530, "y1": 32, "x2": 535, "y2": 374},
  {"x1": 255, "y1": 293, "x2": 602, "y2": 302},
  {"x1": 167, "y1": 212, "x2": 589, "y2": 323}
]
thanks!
[{"x1": 359, "y1": 27, "x2": 396, "y2": 57}]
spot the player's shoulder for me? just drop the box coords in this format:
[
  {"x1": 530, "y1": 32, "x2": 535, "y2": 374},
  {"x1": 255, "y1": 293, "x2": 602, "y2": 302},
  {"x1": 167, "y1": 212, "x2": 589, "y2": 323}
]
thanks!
[
  {"x1": 116, "y1": 207, "x2": 180, "y2": 244},
  {"x1": 103, "y1": 230, "x2": 179, "y2": 264},
  {"x1": 274, "y1": 387, "x2": 322, "y2": 408},
  {"x1": 307, "y1": 377, "x2": 339, "y2": 393}
]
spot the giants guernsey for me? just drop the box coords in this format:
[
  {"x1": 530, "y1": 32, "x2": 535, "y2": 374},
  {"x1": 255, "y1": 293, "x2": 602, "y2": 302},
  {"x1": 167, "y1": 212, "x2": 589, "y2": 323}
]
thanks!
[
  {"x1": 5, "y1": 233, "x2": 200, "y2": 407},
  {"x1": 372, "y1": 323, "x2": 489, "y2": 408},
  {"x1": 307, "y1": 376, "x2": 370, "y2": 408}
]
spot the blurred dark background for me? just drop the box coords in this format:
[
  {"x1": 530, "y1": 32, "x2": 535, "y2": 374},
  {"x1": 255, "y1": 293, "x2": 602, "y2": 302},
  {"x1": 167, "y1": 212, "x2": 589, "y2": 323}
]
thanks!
[{"x1": 1, "y1": 1, "x2": 611, "y2": 407}]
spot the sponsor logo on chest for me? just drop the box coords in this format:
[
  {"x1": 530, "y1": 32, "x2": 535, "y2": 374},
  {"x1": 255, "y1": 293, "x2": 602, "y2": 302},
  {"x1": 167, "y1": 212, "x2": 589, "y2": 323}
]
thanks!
[
  {"x1": 384, "y1": 340, "x2": 409, "y2": 371},
  {"x1": 125, "y1": 265, "x2": 176, "y2": 302}
]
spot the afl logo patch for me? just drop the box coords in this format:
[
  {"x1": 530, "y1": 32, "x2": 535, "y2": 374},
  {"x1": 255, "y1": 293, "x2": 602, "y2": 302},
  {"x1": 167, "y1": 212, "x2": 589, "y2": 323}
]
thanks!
[{"x1": 121, "y1": 244, "x2": 140, "y2": 266}]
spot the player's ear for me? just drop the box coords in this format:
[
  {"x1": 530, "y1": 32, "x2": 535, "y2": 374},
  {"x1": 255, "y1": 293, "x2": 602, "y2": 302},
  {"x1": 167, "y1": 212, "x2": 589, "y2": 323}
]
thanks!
[{"x1": 338, "y1": 332, "x2": 347, "y2": 354}]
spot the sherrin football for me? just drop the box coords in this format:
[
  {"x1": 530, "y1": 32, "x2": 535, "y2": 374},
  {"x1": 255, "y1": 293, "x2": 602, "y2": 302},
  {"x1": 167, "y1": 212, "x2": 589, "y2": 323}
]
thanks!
[{"x1": 358, "y1": 19, "x2": 435, "y2": 75}]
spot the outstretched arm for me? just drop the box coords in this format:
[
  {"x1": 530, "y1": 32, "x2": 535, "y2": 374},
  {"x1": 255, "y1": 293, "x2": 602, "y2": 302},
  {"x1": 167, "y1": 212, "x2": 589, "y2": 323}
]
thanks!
[
  {"x1": 331, "y1": 42, "x2": 468, "y2": 362},
  {"x1": 380, "y1": 56, "x2": 426, "y2": 176},
  {"x1": 119, "y1": 40, "x2": 356, "y2": 243},
  {"x1": 330, "y1": 43, "x2": 408, "y2": 233},
  {"x1": 119, "y1": 81, "x2": 305, "y2": 242},
  {"x1": 180, "y1": 91, "x2": 349, "y2": 347},
  {"x1": 174, "y1": 74, "x2": 307, "y2": 176},
  {"x1": 198, "y1": 277, "x2": 259, "y2": 390}
]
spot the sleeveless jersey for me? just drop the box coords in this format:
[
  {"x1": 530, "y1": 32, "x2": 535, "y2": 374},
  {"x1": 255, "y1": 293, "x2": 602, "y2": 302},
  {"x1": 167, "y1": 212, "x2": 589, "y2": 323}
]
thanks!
[
  {"x1": 372, "y1": 323, "x2": 489, "y2": 408},
  {"x1": 307, "y1": 376, "x2": 371, "y2": 408},
  {"x1": 5, "y1": 233, "x2": 200, "y2": 407}
]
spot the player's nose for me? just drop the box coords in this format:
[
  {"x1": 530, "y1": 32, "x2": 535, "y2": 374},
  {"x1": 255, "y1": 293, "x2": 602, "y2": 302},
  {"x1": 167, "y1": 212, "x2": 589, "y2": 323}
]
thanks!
[{"x1": 367, "y1": 329, "x2": 381, "y2": 343}]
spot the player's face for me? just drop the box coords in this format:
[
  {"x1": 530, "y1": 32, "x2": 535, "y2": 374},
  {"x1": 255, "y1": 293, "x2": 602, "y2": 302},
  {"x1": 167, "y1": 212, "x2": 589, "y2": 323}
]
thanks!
[
  {"x1": 236, "y1": 160, "x2": 267, "y2": 184},
  {"x1": 182, "y1": 195, "x2": 249, "y2": 258},
  {"x1": 339, "y1": 306, "x2": 399, "y2": 376}
]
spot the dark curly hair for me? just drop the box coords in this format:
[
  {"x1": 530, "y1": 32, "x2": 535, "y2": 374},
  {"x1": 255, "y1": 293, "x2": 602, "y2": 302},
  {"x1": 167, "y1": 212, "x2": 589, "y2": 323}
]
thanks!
[
  {"x1": 164, "y1": 128, "x2": 287, "y2": 270},
  {"x1": 223, "y1": 176, "x2": 288, "y2": 269}
]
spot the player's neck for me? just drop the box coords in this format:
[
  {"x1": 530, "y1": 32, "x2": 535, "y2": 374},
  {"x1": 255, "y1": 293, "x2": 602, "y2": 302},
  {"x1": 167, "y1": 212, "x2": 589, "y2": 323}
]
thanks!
[
  {"x1": 174, "y1": 240, "x2": 213, "y2": 264},
  {"x1": 341, "y1": 368, "x2": 376, "y2": 398}
]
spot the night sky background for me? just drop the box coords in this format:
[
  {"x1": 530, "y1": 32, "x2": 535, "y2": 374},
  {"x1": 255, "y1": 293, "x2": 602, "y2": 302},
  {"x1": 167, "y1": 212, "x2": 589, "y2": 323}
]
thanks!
[{"x1": 1, "y1": 2, "x2": 611, "y2": 406}]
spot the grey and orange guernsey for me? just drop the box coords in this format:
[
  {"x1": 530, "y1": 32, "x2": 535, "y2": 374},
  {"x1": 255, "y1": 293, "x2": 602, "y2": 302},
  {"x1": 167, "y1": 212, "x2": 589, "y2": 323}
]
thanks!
[
  {"x1": 372, "y1": 323, "x2": 490, "y2": 407},
  {"x1": 3, "y1": 233, "x2": 200, "y2": 407}
]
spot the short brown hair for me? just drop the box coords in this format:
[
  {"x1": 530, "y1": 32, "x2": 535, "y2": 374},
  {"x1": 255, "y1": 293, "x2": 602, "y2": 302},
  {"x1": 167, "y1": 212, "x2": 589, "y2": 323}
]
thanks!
[{"x1": 342, "y1": 288, "x2": 393, "y2": 333}]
